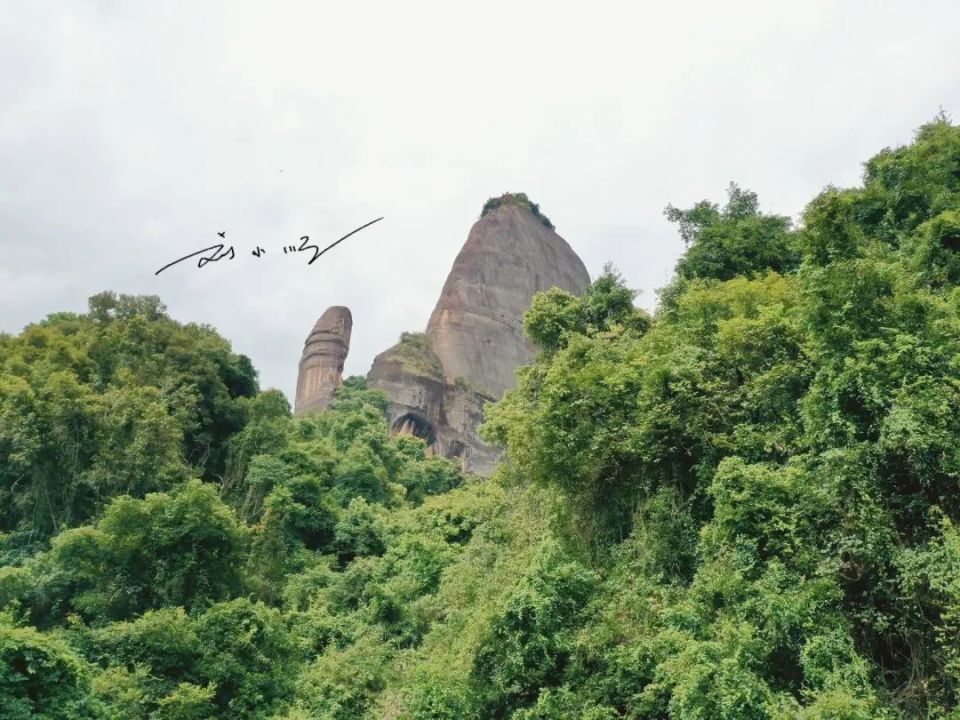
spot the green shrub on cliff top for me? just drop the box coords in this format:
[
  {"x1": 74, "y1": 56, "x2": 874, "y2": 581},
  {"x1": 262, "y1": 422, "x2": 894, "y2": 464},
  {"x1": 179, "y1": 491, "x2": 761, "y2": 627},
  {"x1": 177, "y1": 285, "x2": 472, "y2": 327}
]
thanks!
[{"x1": 481, "y1": 192, "x2": 555, "y2": 230}]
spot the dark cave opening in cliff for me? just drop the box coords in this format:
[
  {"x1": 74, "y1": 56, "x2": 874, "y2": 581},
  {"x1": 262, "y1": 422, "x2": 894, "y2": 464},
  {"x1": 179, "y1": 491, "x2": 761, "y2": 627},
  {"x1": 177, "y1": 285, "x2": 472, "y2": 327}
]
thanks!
[
  {"x1": 447, "y1": 440, "x2": 465, "y2": 459},
  {"x1": 392, "y1": 413, "x2": 438, "y2": 454}
]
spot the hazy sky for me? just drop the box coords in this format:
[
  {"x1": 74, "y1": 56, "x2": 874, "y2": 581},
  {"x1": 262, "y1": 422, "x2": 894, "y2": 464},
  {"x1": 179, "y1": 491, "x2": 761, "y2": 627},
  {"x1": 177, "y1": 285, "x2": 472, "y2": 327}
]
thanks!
[{"x1": 2, "y1": 1, "x2": 958, "y2": 402}]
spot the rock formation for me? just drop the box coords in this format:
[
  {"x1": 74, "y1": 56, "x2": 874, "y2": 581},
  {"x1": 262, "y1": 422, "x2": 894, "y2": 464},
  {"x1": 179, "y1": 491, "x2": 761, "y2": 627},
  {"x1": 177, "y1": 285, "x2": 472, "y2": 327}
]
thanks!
[
  {"x1": 426, "y1": 197, "x2": 591, "y2": 398},
  {"x1": 292, "y1": 194, "x2": 591, "y2": 474},
  {"x1": 368, "y1": 194, "x2": 589, "y2": 474},
  {"x1": 294, "y1": 306, "x2": 352, "y2": 416},
  {"x1": 366, "y1": 332, "x2": 501, "y2": 473}
]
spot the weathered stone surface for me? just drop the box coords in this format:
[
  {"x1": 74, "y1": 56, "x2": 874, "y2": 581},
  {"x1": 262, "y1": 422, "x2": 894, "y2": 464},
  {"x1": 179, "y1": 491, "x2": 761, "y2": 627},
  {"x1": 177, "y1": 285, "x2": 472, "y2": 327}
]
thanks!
[
  {"x1": 366, "y1": 334, "x2": 501, "y2": 474},
  {"x1": 439, "y1": 382, "x2": 501, "y2": 475},
  {"x1": 366, "y1": 198, "x2": 590, "y2": 475},
  {"x1": 367, "y1": 333, "x2": 446, "y2": 446},
  {"x1": 426, "y1": 201, "x2": 590, "y2": 398},
  {"x1": 294, "y1": 306, "x2": 352, "y2": 416},
  {"x1": 294, "y1": 197, "x2": 590, "y2": 474}
]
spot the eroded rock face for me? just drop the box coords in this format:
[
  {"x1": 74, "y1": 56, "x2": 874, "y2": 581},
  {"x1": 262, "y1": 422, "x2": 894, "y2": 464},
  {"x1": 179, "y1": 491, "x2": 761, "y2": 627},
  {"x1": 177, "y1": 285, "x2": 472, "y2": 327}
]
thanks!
[
  {"x1": 367, "y1": 333, "x2": 446, "y2": 442},
  {"x1": 367, "y1": 199, "x2": 590, "y2": 474},
  {"x1": 294, "y1": 306, "x2": 352, "y2": 416},
  {"x1": 294, "y1": 198, "x2": 590, "y2": 474},
  {"x1": 366, "y1": 334, "x2": 501, "y2": 474},
  {"x1": 426, "y1": 202, "x2": 590, "y2": 398}
]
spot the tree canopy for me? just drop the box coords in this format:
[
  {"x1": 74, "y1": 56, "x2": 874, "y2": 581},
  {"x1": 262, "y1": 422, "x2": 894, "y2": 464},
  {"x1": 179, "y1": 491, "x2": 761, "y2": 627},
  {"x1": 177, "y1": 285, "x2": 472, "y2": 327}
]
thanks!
[{"x1": 2, "y1": 117, "x2": 960, "y2": 718}]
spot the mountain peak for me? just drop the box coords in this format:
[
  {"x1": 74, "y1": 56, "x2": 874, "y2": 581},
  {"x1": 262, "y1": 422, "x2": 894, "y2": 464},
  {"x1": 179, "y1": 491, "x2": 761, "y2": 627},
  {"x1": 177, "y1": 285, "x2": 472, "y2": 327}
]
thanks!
[{"x1": 480, "y1": 192, "x2": 554, "y2": 230}]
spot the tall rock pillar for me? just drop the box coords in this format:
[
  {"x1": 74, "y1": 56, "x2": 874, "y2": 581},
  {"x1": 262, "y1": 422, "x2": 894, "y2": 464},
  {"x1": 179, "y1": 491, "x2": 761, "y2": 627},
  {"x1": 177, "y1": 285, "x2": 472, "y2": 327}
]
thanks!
[{"x1": 294, "y1": 306, "x2": 352, "y2": 416}]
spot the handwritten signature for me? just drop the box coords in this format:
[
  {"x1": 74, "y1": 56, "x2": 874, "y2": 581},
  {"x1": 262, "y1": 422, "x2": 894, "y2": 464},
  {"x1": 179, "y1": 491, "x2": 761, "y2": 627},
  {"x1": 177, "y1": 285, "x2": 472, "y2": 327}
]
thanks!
[{"x1": 154, "y1": 217, "x2": 384, "y2": 276}]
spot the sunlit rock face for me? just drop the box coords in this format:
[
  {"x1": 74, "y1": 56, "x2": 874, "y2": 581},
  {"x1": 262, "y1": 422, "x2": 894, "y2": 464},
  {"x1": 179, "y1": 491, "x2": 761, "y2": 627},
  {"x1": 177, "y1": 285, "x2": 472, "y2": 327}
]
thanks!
[
  {"x1": 295, "y1": 197, "x2": 590, "y2": 474},
  {"x1": 367, "y1": 198, "x2": 590, "y2": 475},
  {"x1": 294, "y1": 306, "x2": 352, "y2": 416},
  {"x1": 426, "y1": 202, "x2": 590, "y2": 398}
]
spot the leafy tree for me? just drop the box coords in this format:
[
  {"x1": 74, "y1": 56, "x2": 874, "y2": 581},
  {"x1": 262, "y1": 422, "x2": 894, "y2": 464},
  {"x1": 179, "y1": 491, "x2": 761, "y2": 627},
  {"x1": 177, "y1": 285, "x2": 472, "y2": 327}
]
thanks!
[
  {"x1": 1, "y1": 118, "x2": 960, "y2": 719},
  {"x1": 0, "y1": 620, "x2": 97, "y2": 719},
  {"x1": 471, "y1": 548, "x2": 598, "y2": 716},
  {"x1": 86, "y1": 600, "x2": 298, "y2": 720},
  {"x1": 13, "y1": 480, "x2": 248, "y2": 625},
  {"x1": 0, "y1": 293, "x2": 257, "y2": 543},
  {"x1": 665, "y1": 183, "x2": 798, "y2": 284}
]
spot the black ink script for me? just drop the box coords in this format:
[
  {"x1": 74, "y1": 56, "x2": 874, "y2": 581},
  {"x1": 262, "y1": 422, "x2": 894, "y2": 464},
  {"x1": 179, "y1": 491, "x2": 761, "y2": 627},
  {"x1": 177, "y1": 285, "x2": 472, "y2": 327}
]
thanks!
[
  {"x1": 155, "y1": 243, "x2": 236, "y2": 276},
  {"x1": 300, "y1": 216, "x2": 384, "y2": 265},
  {"x1": 154, "y1": 218, "x2": 384, "y2": 275}
]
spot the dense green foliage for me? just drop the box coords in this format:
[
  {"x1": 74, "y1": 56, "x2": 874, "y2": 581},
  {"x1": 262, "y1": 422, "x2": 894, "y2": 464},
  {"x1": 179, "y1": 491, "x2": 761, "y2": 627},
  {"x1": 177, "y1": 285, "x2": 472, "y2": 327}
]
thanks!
[
  {"x1": 0, "y1": 293, "x2": 256, "y2": 557},
  {"x1": 665, "y1": 183, "x2": 799, "y2": 283},
  {"x1": 481, "y1": 192, "x2": 555, "y2": 229},
  {"x1": 2, "y1": 118, "x2": 960, "y2": 718}
]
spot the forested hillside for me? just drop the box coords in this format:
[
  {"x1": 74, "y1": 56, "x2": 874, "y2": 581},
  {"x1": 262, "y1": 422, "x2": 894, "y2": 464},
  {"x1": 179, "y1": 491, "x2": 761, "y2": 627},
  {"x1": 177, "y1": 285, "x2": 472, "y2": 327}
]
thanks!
[{"x1": 2, "y1": 118, "x2": 960, "y2": 719}]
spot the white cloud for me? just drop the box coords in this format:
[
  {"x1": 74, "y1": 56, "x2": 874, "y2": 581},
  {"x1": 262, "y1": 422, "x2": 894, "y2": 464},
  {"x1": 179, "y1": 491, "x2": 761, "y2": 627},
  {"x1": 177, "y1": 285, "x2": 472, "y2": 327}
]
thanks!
[{"x1": 1, "y1": 0, "x2": 958, "y2": 399}]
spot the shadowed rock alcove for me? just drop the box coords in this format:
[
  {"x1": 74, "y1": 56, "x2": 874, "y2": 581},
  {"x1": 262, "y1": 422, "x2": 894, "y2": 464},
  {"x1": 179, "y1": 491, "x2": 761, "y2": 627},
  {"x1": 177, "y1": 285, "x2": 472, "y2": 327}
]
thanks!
[{"x1": 392, "y1": 412, "x2": 437, "y2": 453}]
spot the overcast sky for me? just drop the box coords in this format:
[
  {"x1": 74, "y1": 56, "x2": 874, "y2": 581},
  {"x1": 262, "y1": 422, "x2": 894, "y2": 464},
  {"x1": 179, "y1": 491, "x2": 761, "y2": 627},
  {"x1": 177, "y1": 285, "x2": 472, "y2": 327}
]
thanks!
[{"x1": 2, "y1": 1, "x2": 958, "y2": 402}]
